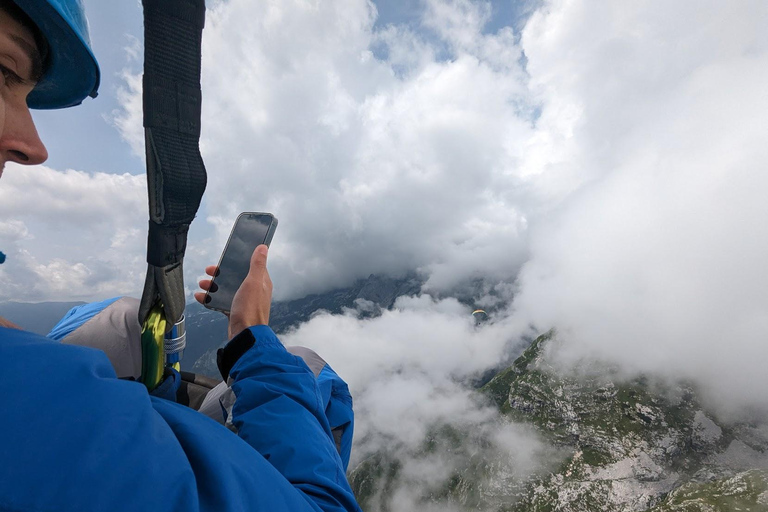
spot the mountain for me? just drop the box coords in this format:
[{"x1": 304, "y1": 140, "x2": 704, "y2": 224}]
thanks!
[
  {"x1": 187, "y1": 274, "x2": 423, "y2": 377},
  {"x1": 0, "y1": 301, "x2": 85, "y2": 335},
  {"x1": 349, "y1": 332, "x2": 768, "y2": 511}
]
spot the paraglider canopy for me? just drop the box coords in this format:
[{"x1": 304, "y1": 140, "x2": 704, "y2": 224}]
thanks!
[{"x1": 472, "y1": 309, "x2": 488, "y2": 324}]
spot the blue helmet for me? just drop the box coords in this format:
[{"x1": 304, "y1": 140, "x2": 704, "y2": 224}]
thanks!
[{"x1": 10, "y1": 0, "x2": 100, "y2": 109}]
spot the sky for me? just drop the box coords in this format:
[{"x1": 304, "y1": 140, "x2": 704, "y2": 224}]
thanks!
[{"x1": 1, "y1": 0, "x2": 768, "y2": 506}]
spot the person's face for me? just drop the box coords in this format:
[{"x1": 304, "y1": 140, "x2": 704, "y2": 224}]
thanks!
[{"x1": 0, "y1": 6, "x2": 47, "y2": 179}]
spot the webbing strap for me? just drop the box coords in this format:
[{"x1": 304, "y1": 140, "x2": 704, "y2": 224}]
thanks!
[{"x1": 138, "y1": 0, "x2": 207, "y2": 335}]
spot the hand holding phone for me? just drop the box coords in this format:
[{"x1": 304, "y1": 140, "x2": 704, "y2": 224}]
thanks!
[
  {"x1": 195, "y1": 244, "x2": 273, "y2": 337},
  {"x1": 201, "y1": 212, "x2": 278, "y2": 315},
  {"x1": 227, "y1": 244, "x2": 273, "y2": 337}
]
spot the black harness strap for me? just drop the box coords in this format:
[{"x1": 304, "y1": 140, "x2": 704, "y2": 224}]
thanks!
[{"x1": 139, "y1": 0, "x2": 207, "y2": 329}]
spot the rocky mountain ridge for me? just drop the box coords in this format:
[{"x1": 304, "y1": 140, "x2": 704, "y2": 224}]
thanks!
[{"x1": 350, "y1": 332, "x2": 768, "y2": 511}]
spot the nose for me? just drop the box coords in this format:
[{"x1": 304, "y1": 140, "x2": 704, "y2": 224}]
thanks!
[{"x1": 0, "y1": 98, "x2": 48, "y2": 166}]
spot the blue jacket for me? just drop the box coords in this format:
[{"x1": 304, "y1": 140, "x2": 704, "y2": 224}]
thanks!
[{"x1": 0, "y1": 325, "x2": 362, "y2": 512}]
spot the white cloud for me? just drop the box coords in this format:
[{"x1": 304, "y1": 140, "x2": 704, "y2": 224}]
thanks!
[
  {"x1": 423, "y1": 0, "x2": 492, "y2": 51},
  {"x1": 0, "y1": 220, "x2": 29, "y2": 241},
  {"x1": 509, "y1": 0, "x2": 768, "y2": 412},
  {"x1": 183, "y1": 0, "x2": 535, "y2": 300},
  {"x1": 0, "y1": 164, "x2": 147, "y2": 301},
  {"x1": 111, "y1": 68, "x2": 144, "y2": 158}
]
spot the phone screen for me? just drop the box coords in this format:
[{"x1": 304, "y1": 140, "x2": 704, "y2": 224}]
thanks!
[{"x1": 205, "y1": 212, "x2": 278, "y2": 313}]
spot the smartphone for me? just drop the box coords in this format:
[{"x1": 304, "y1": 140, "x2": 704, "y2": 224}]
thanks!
[{"x1": 204, "y1": 212, "x2": 278, "y2": 314}]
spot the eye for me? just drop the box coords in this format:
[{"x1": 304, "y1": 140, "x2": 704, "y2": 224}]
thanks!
[{"x1": 0, "y1": 63, "x2": 26, "y2": 87}]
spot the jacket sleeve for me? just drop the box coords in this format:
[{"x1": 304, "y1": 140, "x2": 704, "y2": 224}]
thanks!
[
  {"x1": 0, "y1": 326, "x2": 361, "y2": 512},
  {"x1": 222, "y1": 326, "x2": 358, "y2": 510}
]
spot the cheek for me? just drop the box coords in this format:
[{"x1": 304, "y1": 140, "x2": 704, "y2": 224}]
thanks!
[{"x1": 0, "y1": 100, "x2": 5, "y2": 139}]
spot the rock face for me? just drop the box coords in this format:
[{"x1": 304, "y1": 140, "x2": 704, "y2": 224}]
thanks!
[{"x1": 350, "y1": 333, "x2": 768, "y2": 511}]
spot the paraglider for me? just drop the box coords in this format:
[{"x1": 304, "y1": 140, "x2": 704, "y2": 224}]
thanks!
[{"x1": 472, "y1": 309, "x2": 489, "y2": 324}]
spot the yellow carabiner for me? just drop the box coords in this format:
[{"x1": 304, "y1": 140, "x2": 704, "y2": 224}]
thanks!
[{"x1": 140, "y1": 305, "x2": 167, "y2": 390}]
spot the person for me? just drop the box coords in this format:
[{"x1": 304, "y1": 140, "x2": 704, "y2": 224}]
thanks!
[{"x1": 0, "y1": 1, "x2": 362, "y2": 511}]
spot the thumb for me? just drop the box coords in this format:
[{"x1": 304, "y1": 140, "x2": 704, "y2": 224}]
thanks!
[{"x1": 250, "y1": 244, "x2": 268, "y2": 273}]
